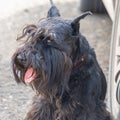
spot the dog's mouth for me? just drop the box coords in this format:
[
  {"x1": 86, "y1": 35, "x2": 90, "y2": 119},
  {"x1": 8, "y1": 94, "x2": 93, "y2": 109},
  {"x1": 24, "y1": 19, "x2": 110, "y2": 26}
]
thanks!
[{"x1": 24, "y1": 67, "x2": 37, "y2": 83}]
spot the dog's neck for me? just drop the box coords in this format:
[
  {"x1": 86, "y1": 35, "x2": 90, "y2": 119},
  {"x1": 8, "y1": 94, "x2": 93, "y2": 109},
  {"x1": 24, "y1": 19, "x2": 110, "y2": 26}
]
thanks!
[{"x1": 72, "y1": 53, "x2": 88, "y2": 71}]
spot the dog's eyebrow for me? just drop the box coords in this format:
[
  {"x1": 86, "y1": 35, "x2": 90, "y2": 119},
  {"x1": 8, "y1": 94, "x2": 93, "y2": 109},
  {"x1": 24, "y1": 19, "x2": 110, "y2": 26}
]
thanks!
[
  {"x1": 34, "y1": 28, "x2": 45, "y2": 38},
  {"x1": 22, "y1": 25, "x2": 37, "y2": 37},
  {"x1": 46, "y1": 40, "x2": 66, "y2": 53},
  {"x1": 42, "y1": 32, "x2": 56, "y2": 41},
  {"x1": 23, "y1": 28, "x2": 45, "y2": 43}
]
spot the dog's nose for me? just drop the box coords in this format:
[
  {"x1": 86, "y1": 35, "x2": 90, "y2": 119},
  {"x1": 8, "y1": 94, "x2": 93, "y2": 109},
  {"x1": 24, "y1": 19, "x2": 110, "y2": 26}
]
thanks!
[
  {"x1": 16, "y1": 54, "x2": 26, "y2": 65},
  {"x1": 17, "y1": 54, "x2": 23, "y2": 60}
]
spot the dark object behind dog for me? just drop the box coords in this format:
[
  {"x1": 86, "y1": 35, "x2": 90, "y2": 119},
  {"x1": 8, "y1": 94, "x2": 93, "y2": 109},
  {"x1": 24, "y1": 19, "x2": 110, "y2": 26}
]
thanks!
[{"x1": 12, "y1": 0, "x2": 112, "y2": 120}]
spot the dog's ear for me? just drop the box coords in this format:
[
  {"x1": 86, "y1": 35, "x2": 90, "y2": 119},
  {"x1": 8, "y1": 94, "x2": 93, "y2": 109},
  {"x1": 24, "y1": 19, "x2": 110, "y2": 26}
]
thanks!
[
  {"x1": 47, "y1": 0, "x2": 60, "y2": 17},
  {"x1": 71, "y1": 12, "x2": 92, "y2": 36}
]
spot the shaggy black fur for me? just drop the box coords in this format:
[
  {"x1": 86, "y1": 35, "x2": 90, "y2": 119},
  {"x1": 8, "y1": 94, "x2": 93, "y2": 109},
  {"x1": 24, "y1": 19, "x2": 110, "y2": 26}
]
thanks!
[{"x1": 12, "y1": 0, "x2": 112, "y2": 120}]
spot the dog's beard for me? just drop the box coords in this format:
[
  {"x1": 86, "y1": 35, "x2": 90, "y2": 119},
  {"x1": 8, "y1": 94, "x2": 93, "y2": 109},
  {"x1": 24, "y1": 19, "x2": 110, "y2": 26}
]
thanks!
[
  {"x1": 12, "y1": 46, "x2": 73, "y2": 97},
  {"x1": 12, "y1": 24, "x2": 73, "y2": 98},
  {"x1": 12, "y1": 46, "x2": 44, "y2": 84}
]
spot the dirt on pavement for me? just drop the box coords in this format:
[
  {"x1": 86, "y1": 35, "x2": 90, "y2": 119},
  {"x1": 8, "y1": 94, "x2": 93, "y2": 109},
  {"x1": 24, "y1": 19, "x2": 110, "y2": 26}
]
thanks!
[{"x1": 0, "y1": 1, "x2": 112, "y2": 120}]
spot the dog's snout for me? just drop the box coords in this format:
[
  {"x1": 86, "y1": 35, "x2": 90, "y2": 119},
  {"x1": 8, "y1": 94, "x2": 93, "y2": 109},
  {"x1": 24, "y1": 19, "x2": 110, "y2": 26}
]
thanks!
[
  {"x1": 17, "y1": 54, "x2": 25, "y2": 61},
  {"x1": 17, "y1": 54, "x2": 22, "y2": 60},
  {"x1": 16, "y1": 54, "x2": 26, "y2": 65}
]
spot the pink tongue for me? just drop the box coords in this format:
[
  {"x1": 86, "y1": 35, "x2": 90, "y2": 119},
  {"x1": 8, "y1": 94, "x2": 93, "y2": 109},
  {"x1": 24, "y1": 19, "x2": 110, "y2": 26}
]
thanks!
[{"x1": 24, "y1": 68, "x2": 36, "y2": 83}]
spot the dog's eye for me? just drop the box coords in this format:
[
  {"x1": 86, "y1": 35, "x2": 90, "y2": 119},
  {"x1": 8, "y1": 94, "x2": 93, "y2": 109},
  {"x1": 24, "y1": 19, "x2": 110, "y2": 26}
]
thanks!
[
  {"x1": 42, "y1": 33, "x2": 55, "y2": 45},
  {"x1": 47, "y1": 39, "x2": 53, "y2": 44},
  {"x1": 47, "y1": 40, "x2": 51, "y2": 43},
  {"x1": 45, "y1": 36, "x2": 54, "y2": 44},
  {"x1": 48, "y1": 33, "x2": 56, "y2": 43}
]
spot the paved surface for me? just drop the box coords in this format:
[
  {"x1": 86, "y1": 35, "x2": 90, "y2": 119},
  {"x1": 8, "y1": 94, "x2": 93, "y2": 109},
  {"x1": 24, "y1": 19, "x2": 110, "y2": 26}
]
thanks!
[{"x1": 0, "y1": 0, "x2": 74, "y2": 20}]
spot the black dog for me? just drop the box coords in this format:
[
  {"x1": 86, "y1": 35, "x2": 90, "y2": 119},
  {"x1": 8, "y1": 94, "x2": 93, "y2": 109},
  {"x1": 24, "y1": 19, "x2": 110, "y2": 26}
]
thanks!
[{"x1": 12, "y1": 0, "x2": 112, "y2": 120}]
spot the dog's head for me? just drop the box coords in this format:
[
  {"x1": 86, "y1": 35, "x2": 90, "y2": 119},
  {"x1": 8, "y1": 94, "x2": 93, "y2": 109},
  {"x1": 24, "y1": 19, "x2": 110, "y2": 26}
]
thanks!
[{"x1": 12, "y1": 4, "x2": 91, "y2": 96}]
